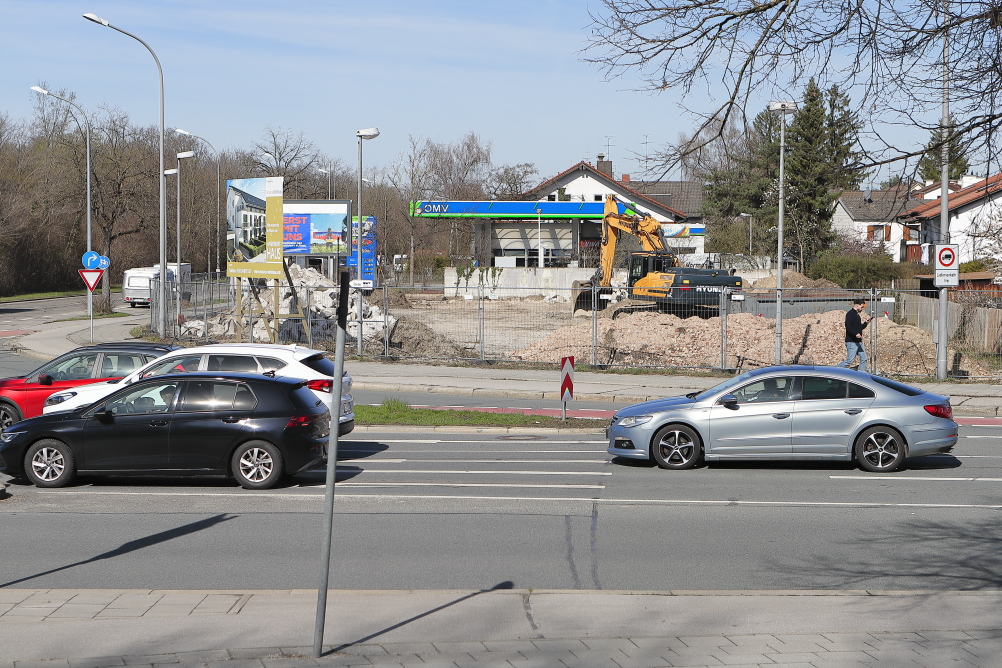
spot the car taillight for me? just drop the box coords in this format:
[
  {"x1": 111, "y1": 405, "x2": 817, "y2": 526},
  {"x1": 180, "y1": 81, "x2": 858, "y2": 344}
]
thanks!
[
  {"x1": 286, "y1": 413, "x2": 319, "y2": 428},
  {"x1": 307, "y1": 379, "x2": 333, "y2": 393},
  {"x1": 924, "y1": 404, "x2": 952, "y2": 419}
]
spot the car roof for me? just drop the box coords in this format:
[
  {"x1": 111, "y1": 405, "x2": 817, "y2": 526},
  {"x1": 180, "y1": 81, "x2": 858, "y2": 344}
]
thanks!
[
  {"x1": 68, "y1": 342, "x2": 180, "y2": 353},
  {"x1": 133, "y1": 371, "x2": 308, "y2": 387},
  {"x1": 161, "y1": 343, "x2": 323, "y2": 360}
]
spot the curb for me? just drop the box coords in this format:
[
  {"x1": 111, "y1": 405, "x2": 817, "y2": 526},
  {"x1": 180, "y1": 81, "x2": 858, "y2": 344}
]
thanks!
[{"x1": 351, "y1": 425, "x2": 604, "y2": 434}]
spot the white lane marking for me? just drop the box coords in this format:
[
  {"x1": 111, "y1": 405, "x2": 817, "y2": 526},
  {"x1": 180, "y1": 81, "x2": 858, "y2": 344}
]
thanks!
[
  {"x1": 37, "y1": 491, "x2": 1002, "y2": 508},
  {"x1": 961, "y1": 435, "x2": 1002, "y2": 439},
  {"x1": 334, "y1": 482, "x2": 605, "y2": 489},
  {"x1": 335, "y1": 458, "x2": 406, "y2": 463},
  {"x1": 339, "y1": 450, "x2": 603, "y2": 454},
  {"x1": 346, "y1": 439, "x2": 442, "y2": 443},
  {"x1": 344, "y1": 440, "x2": 608, "y2": 444},
  {"x1": 830, "y1": 475, "x2": 1002, "y2": 481},
  {"x1": 334, "y1": 468, "x2": 612, "y2": 476},
  {"x1": 350, "y1": 459, "x2": 610, "y2": 464}
]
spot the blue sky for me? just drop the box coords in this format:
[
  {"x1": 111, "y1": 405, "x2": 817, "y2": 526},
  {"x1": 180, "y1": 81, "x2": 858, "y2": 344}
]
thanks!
[{"x1": 3, "y1": 0, "x2": 931, "y2": 184}]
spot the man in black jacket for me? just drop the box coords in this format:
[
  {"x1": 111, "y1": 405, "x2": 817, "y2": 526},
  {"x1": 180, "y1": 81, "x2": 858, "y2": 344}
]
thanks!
[{"x1": 837, "y1": 298, "x2": 871, "y2": 372}]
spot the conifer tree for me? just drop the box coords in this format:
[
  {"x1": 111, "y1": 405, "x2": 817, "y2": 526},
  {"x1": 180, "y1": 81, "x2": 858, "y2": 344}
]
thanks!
[{"x1": 917, "y1": 119, "x2": 971, "y2": 182}]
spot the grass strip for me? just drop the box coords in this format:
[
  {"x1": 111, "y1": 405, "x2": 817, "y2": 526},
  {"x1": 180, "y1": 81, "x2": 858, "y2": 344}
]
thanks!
[
  {"x1": 0, "y1": 287, "x2": 122, "y2": 302},
  {"x1": 47, "y1": 312, "x2": 131, "y2": 323},
  {"x1": 355, "y1": 398, "x2": 604, "y2": 429}
]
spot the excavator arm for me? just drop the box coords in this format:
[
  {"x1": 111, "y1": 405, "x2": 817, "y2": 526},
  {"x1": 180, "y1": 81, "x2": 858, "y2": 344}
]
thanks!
[{"x1": 597, "y1": 195, "x2": 679, "y2": 286}]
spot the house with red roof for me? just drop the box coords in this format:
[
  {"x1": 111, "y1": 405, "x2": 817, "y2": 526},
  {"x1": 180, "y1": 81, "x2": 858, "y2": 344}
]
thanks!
[{"x1": 897, "y1": 173, "x2": 1002, "y2": 264}]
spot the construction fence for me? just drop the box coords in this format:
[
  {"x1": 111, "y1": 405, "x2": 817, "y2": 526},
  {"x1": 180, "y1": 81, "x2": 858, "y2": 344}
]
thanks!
[{"x1": 149, "y1": 278, "x2": 1002, "y2": 379}]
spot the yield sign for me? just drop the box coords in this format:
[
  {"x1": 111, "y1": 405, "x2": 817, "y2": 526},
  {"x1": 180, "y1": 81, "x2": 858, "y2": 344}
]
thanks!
[{"x1": 79, "y1": 269, "x2": 104, "y2": 292}]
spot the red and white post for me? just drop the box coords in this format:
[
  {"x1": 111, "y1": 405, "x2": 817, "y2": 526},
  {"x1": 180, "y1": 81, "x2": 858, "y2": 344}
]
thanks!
[{"x1": 560, "y1": 356, "x2": 574, "y2": 420}]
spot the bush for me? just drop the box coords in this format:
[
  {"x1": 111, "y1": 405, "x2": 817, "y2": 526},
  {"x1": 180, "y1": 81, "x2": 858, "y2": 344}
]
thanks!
[
  {"x1": 808, "y1": 252, "x2": 903, "y2": 289},
  {"x1": 960, "y1": 258, "x2": 988, "y2": 273}
]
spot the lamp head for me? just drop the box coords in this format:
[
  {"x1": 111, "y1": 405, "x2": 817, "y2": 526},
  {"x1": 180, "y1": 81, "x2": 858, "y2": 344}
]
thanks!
[
  {"x1": 164, "y1": 168, "x2": 178, "y2": 175},
  {"x1": 317, "y1": 168, "x2": 329, "y2": 174},
  {"x1": 177, "y1": 151, "x2": 195, "y2": 159},
  {"x1": 30, "y1": 86, "x2": 49, "y2": 95},
  {"x1": 739, "y1": 213, "x2": 752, "y2": 218},
  {"x1": 768, "y1": 101, "x2": 798, "y2": 113},
  {"x1": 356, "y1": 128, "x2": 380, "y2": 140},
  {"x1": 82, "y1": 13, "x2": 109, "y2": 26},
  {"x1": 175, "y1": 128, "x2": 191, "y2": 136}
]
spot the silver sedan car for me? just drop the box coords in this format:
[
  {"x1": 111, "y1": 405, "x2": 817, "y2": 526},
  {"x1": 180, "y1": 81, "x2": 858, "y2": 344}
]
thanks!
[{"x1": 607, "y1": 366, "x2": 957, "y2": 473}]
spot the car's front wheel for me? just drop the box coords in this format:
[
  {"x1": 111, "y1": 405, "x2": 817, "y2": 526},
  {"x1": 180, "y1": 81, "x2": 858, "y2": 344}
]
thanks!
[
  {"x1": 0, "y1": 402, "x2": 22, "y2": 429},
  {"x1": 855, "y1": 426, "x2": 905, "y2": 472},
  {"x1": 651, "y1": 424, "x2": 703, "y2": 470},
  {"x1": 232, "y1": 440, "x2": 284, "y2": 490},
  {"x1": 24, "y1": 439, "x2": 76, "y2": 488}
]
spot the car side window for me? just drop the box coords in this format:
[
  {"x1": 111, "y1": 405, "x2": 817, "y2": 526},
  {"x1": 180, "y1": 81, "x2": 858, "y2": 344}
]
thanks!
[
  {"x1": 99, "y1": 354, "x2": 145, "y2": 378},
  {"x1": 38, "y1": 354, "x2": 99, "y2": 381},
  {"x1": 205, "y1": 355, "x2": 259, "y2": 373},
  {"x1": 848, "y1": 382, "x2": 876, "y2": 399},
  {"x1": 729, "y1": 377, "x2": 794, "y2": 403},
  {"x1": 140, "y1": 354, "x2": 203, "y2": 379},
  {"x1": 97, "y1": 381, "x2": 179, "y2": 416},
  {"x1": 801, "y1": 377, "x2": 848, "y2": 400},
  {"x1": 256, "y1": 356, "x2": 287, "y2": 371},
  {"x1": 178, "y1": 381, "x2": 256, "y2": 412}
]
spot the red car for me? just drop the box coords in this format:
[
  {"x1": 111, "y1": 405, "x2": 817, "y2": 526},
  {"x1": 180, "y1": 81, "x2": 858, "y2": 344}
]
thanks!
[{"x1": 0, "y1": 342, "x2": 178, "y2": 427}]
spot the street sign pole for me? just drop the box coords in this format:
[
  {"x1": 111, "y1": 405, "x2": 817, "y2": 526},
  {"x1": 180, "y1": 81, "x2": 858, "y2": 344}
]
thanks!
[
  {"x1": 560, "y1": 356, "x2": 574, "y2": 421},
  {"x1": 79, "y1": 267, "x2": 105, "y2": 344},
  {"x1": 933, "y1": 244, "x2": 959, "y2": 379},
  {"x1": 314, "y1": 272, "x2": 350, "y2": 658}
]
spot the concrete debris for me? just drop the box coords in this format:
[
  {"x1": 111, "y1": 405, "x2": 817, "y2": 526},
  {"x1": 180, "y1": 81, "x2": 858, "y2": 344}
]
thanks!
[
  {"x1": 182, "y1": 264, "x2": 396, "y2": 343},
  {"x1": 512, "y1": 308, "x2": 987, "y2": 376}
]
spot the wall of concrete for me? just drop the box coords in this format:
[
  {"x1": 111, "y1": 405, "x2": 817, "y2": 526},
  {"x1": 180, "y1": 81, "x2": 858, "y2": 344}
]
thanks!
[{"x1": 443, "y1": 267, "x2": 627, "y2": 297}]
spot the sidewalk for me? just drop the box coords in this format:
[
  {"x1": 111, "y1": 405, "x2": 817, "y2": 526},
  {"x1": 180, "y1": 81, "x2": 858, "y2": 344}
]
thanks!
[
  {"x1": 2, "y1": 589, "x2": 1000, "y2": 666},
  {"x1": 7, "y1": 308, "x2": 1001, "y2": 416}
]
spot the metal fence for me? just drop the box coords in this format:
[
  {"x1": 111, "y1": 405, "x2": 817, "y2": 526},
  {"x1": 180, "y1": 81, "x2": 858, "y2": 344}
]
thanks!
[{"x1": 148, "y1": 280, "x2": 1002, "y2": 379}]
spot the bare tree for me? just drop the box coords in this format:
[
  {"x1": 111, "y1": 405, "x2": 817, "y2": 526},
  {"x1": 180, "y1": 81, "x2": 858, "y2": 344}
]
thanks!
[
  {"x1": 487, "y1": 162, "x2": 539, "y2": 199},
  {"x1": 585, "y1": 0, "x2": 1002, "y2": 174},
  {"x1": 250, "y1": 127, "x2": 321, "y2": 198}
]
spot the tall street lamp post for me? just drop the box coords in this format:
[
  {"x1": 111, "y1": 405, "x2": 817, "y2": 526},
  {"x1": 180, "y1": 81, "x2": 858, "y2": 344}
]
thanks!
[
  {"x1": 170, "y1": 151, "x2": 195, "y2": 332},
  {"x1": 31, "y1": 86, "x2": 93, "y2": 332},
  {"x1": 176, "y1": 129, "x2": 220, "y2": 275},
  {"x1": 739, "y1": 213, "x2": 753, "y2": 256},
  {"x1": 936, "y1": 18, "x2": 951, "y2": 381},
  {"x1": 318, "y1": 166, "x2": 333, "y2": 199},
  {"x1": 768, "y1": 101, "x2": 797, "y2": 365},
  {"x1": 355, "y1": 128, "x2": 379, "y2": 355},
  {"x1": 84, "y1": 12, "x2": 168, "y2": 336},
  {"x1": 536, "y1": 208, "x2": 544, "y2": 268}
]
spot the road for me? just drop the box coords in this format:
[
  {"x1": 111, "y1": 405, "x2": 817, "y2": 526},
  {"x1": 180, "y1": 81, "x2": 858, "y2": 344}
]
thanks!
[
  {"x1": 2, "y1": 424, "x2": 1000, "y2": 592},
  {"x1": 0, "y1": 295, "x2": 126, "y2": 334}
]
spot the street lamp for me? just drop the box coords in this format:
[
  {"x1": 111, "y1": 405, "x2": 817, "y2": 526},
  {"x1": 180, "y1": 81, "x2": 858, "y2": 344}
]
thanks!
[
  {"x1": 176, "y1": 129, "x2": 221, "y2": 275},
  {"x1": 355, "y1": 127, "x2": 379, "y2": 355},
  {"x1": 739, "y1": 213, "x2": 753, "y2": 255},
  {"x1": 768, "y1": 100, "x2": 797, "y2": 365},
  {"x1": 536, "y1": 207, "x2": 544, "y2": 268},
  {"x1": 31, "y1": 86, "x2": 94, "y2": 334},
  {"x1": 317, "y1": 167, "x2": 333, "y2": 199},
  {"x1": 84, "y1": 12, "x2": 168, "y2": 336},
  {"x1": 172, "y1": 151, "x2": 195, "y2": 333}
]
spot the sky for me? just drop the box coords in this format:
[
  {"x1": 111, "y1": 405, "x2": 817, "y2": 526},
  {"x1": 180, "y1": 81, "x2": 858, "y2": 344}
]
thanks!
[{"x1": 3, "y1": 0, "x2": 932, "y2": 186}]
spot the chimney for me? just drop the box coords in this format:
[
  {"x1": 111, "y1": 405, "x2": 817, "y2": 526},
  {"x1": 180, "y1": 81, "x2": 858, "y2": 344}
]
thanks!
[
  {"x1": 621, "y1": 174, "x2": 631, "y2": 184},
  {"x1": 596, "y1": 153, "x2": 613, "y2": 177}
]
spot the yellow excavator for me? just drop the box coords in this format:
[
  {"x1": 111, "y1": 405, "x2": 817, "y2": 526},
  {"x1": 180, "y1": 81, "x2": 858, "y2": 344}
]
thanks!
[{"x1": 571, "y1": 195, "x2": 743, "y2": 316}]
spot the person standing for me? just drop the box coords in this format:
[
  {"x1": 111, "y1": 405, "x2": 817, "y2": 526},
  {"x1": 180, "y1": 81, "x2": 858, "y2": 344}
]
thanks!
[{"x1": 838, "y1": 298, "x2": 871, "y2": 372}]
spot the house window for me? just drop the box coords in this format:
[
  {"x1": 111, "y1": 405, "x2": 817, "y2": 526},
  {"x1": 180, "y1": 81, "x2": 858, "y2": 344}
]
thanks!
[
  {"x1": 867, "y1": 225, "x2": 890, "y2": 241},
  {"x1": 594, "y1": 195, "x2": 603, "y2": 202}
]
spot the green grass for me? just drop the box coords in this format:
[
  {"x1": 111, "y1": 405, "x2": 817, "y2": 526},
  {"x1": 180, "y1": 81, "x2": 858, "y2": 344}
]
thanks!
[
  {"x1": 47, "y1": 312, "x2": 131, "y2": 323},
  {"x1": 355, "y1": 398, "x2": 603, "y2": 429}
]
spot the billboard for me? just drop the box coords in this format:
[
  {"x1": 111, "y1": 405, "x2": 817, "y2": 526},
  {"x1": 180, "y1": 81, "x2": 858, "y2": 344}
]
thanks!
[
  {"x1": 282, "y1": 200, "x2": 351, "y2": 255},
  {"x1": 226, "y1": 177, "x2": 285, "y2": 279},
  {"x1": 345, "y1": 215, "x2": 377, "y2": 283}
]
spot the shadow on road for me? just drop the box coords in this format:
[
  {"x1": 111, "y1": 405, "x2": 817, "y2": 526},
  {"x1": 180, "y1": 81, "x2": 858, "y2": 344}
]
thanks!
[{"x1": 0, "y1": 513, "x2": 235, "y2": 589}]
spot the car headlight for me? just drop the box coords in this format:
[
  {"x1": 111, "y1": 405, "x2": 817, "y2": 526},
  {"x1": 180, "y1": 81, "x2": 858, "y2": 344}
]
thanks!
[
  {"x1": 0, "y1": 431, "x2": 24, "y2": 443},
  {"x1": 45, "y1": 392, "x2": 77, "y2": 406},
  {"x1": 618, "y1": 415, "x2": 653, "y2": 428},
  {"x1": 342, "y1": 374, "x2": 352, "y2": 393}
]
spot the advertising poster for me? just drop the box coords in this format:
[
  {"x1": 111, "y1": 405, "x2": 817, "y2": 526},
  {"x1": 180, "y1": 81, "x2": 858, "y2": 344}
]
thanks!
[
  {"x1": 226, "y1": 177, "x2": 285, "y2": 279},
  {"x1": 282, "y1": 200, "x2": 351, "y2": 255},
  {"x1": 345, "y1": 215, "x2": 377, "y2": 284}
]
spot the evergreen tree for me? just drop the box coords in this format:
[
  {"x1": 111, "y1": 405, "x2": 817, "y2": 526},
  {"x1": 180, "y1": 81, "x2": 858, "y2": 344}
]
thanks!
[{"x1": 917, "y1": 118, "x2": 971, "y2": 181}]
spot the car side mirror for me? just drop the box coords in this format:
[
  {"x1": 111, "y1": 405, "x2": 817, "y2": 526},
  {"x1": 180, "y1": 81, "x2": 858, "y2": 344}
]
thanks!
[
  {"x1": 92, "y1": 406, "x2": 112, "y2": 422},
  {"x1": 720, "y1": 394, "x2": 739, "y2": 409},
  {"x1": 38, "y1": 374, "x2": 53, "y2": 386}
]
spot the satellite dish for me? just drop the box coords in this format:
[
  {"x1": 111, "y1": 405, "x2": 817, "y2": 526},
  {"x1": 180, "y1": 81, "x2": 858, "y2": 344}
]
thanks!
[{"x1": 863, "y1": 189, "x2": 873, "y2": 203}]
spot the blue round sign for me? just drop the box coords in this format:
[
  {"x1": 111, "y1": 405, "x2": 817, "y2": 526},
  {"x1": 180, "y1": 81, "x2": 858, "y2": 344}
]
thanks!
[
  {"x1": 82, "y1": 251, "x2": 100, "y2": 269},
  {"x1": 97, "y1": 255, "x2": 111, "y2": 269}
]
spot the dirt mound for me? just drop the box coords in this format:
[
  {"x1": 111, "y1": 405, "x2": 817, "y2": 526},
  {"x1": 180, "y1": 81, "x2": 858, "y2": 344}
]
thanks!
[
  {"x1": 752, "y1": 271, "x2": 842, "y2": 290},
  {"x1": 511, "y1": 308, "x2": 987, "y2": 375},
  {"x1": 386, "y1": 316, "x2": 466, "y2": 358},
  {"x1": 385, "y1": 290, "x2": 413, "y2": 309}
]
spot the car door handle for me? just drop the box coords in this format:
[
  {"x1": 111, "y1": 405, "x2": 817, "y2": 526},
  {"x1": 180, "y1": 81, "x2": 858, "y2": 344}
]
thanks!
[
  {"x1": 844, "y1": 409, "x2": 863, "y2": 414},
  {"x1": 149, "y1": 420, "x2": 169, "y2": 427},
  {"x1": 222, "y1": 417, "x2": 242, "y2": 423},
  {"x1": 772, "y1": 413, "x2": 790, "y2": 419}
]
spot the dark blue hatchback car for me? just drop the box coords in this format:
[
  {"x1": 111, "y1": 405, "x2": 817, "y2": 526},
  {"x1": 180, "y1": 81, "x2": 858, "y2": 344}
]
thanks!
[{"x1": 0, "y1": 372, "x2": 330, "y2": 490}]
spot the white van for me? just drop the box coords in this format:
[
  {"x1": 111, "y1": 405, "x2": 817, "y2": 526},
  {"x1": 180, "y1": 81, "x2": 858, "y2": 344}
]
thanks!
[{"x1": 122, "y1": 267, "x2": 174, "y2": 307}]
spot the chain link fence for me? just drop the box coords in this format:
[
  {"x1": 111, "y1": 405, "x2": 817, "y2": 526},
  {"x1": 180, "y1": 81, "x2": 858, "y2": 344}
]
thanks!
[{"x1": 148, "y1": 279, "x2": 1002, "y2": 379}]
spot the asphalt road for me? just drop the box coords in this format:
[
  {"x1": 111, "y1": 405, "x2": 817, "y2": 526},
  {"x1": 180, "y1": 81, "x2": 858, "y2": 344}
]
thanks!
[{"x1": 2, "y1": 425, "x2": 1000, "y2": 592}]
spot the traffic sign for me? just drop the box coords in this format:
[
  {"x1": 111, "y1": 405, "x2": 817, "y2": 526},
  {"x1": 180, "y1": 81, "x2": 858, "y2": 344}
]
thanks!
[
  {"x1": 97, "y1": 255, "x2": 111, "y2": 269},
  {"x1": 82, "y1": 251, "x2": 100, "y2": 269},
  {"x1": 79, "y1": 269, "x2": 104, "y2": 292},
  {"x1": 349, "y1": 279, "x2": 373, "y2": 289},
  {"x1": 934, "y1": 244, "x2": 960, "y2": 287},
  {"x1": 560, "y1": 356, "x2": 574, "y2": 402}
]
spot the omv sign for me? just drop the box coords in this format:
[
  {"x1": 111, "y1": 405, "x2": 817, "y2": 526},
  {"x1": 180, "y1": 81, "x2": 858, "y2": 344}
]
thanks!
[{"x1": 416, "y1": 203, "x2": 449, "y2": 214}]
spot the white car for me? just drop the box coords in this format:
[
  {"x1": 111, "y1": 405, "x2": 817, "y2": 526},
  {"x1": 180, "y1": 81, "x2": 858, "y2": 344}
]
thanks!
[{"x1": 43, "y1": 344, "x2": 354, "y2": 435}]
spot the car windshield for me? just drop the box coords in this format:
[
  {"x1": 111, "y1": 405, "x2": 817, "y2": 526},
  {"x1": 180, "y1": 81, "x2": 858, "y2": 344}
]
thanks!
[
  {"x1": 692, "y1": 370, "x2": 761, "y2": 401},
  {"x1": 869, "y1": 375, "x2": 924, "y2": 397}
]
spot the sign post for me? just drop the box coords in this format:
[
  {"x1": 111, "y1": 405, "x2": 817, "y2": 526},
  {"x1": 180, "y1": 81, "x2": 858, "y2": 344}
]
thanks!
[
  {"x1": 79, "y1": 267, "x2": 105, "y2": 344},
  {"x1": 560, "y1": 356, "x2": 574, "y2": 421}
]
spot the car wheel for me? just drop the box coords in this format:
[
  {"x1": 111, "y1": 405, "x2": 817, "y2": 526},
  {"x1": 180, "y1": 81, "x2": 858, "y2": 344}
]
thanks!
[
  {"x1": 855, "y1": 426, "x2": 905, "y2": 473},
  {"x1": 651, "y1": 424, "x2": 703, "y2": 470},
  {"x1": 232, "y1": 440, "x2": 284, "y2": 490},
  {"x1": 24, "y1": 439, "x2": 76, "y2": 488},
  {"x1": 0, "y1": 402, "x2": 22, "y2": 429}
]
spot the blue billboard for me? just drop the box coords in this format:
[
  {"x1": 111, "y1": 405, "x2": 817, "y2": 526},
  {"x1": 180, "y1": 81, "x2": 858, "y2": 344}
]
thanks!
[
  {"x1": 345, "y1": 215, "x2": 377, "y2": 283},
  {"x1": 282, "y1": 201, "x2": 351, "y2": 255}
]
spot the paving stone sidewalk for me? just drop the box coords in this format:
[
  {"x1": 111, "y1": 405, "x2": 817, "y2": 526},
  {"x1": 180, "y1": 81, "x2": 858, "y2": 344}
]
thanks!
[{"x1": 7, "y1": 630, "x2": 1002, "y2": 668}]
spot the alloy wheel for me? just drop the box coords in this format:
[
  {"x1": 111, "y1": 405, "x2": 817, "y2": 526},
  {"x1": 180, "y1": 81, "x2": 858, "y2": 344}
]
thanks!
[
  {"x1": 658, "y1": 430, "x2": 695, "y2": 466},
  {"x1": 861, "y1": 431, "x2": 900, "y2": 469},
  {"x1": 31, "y1": 447, "x2": 65, "y2": 482},
  {"x1": 239, "y1": 447, "x2": 274, "y2": 482}
]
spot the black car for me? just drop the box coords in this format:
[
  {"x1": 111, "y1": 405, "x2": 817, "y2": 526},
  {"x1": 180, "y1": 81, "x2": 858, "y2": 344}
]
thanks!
[{"x1": 0, "y1": 372, "x2": 330, "y2": 490}]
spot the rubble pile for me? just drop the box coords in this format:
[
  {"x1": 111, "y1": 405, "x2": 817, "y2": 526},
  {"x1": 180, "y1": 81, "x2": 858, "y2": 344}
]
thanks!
[
  {"x1": 183, "y1": 264, "x2": 396, "y2": 343},
  {"x1": 512, "y1": 308, "x2": 986, "y2": 375},
  {"x1": 751, "y1": 271, "x2": 843, "y2": 291}
]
